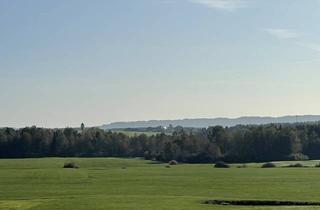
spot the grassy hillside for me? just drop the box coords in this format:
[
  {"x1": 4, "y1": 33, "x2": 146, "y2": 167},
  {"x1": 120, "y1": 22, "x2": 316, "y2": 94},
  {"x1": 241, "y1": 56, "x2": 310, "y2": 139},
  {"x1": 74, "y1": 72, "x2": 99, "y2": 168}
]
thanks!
[{"x1": 1, "y1": 158, "x2": 320, "y2": 209}]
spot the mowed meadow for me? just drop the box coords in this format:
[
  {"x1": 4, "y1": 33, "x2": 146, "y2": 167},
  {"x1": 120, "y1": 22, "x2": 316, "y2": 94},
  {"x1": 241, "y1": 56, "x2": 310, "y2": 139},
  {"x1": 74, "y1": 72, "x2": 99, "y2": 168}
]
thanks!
[{"x1": 1, "y1": 158, "x2": 320, "y2": 210}]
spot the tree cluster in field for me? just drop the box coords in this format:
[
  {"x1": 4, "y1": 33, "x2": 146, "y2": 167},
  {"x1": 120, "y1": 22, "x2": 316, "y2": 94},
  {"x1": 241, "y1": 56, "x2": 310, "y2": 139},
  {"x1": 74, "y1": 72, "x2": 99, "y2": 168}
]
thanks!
[{"x1": 1, "y1": 123, "x2": 320, "y2": 163}]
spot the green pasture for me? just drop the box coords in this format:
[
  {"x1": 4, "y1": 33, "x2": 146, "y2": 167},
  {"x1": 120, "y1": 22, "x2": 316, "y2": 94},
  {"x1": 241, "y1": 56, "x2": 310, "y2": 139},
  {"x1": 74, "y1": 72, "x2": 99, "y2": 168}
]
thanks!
[{"x1": 1, "y1": 158, "x2": 320, "y2": 210}]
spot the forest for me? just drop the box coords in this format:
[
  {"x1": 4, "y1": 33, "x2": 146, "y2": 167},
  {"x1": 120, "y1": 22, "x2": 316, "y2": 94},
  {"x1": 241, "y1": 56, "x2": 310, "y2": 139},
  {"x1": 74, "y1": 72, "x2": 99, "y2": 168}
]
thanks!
[{"x1": 1, "y1": 123, "x2": 320, "y2": 163}]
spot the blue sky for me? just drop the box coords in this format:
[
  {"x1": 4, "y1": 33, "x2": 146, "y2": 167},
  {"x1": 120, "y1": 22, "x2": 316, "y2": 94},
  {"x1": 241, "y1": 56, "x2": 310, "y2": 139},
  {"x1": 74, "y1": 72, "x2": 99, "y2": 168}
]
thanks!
[{"x1": 1, "y1": 0, "x2": 320, "y2": 127}]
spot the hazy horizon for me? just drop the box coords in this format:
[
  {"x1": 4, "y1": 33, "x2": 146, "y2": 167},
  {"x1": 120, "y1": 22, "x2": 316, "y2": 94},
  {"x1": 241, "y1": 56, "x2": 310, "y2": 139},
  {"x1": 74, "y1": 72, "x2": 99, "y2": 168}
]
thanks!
[
  {"x1": 3, "y1": 114, "x2": 320, "y2": 129},
  {"x1": 1, "y1": 0, "x2": 320, "y2": 128}
]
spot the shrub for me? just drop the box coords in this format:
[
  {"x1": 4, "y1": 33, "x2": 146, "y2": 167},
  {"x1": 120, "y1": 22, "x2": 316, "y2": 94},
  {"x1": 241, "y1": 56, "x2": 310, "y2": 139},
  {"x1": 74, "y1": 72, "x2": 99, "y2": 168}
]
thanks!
[
  {"x1": 261, "y1": 162, "x2": 276, "y2": 168},
  {"x1": 63, "y1": 162, "x2": 79, "y2": 169},
  {"x1": 144, "y1": 151, "x2": 151, "y2": 160},
  {"x1": 165, "y1": 165, "x2": 171, "y2": 168},
  {"x1": 214, "y1": 161, "x2": 230, "y2": 168},
  {"x1": 168, "y1": 160, "x2": 178, "y2": 165},
  {"x1": 315, "y1": 163, "x2": 320, "y2": 167},
  {"x1": 237, "y1": 164, "x2": 247, "y2": 168},
  {"x1": 288, "y1": 163, "x2": 304, "y2": 167},
  {"x1": 288, "y1": 153, "x2": 309, "y2": 161}
]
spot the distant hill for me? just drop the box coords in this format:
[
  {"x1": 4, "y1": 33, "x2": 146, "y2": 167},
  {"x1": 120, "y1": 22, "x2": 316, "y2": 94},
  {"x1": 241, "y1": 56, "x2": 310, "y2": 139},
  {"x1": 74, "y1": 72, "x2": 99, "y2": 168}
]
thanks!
[{"x1": 101, "y1": 115, "x2": 320, "y2": 129}]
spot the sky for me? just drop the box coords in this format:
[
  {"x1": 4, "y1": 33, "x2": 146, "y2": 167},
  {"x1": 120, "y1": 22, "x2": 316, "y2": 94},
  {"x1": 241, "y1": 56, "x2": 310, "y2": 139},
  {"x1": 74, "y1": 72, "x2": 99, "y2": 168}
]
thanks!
[{"x1": 1, "y1": 0, "x2": 320, "y2": 128}]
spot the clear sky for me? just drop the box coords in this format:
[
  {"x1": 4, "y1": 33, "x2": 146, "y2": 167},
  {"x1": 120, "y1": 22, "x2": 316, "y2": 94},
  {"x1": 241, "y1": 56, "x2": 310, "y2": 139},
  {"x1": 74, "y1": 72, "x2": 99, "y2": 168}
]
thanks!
[{"x1": 1, "y1": 0, "x2": 320, "y2": 128}]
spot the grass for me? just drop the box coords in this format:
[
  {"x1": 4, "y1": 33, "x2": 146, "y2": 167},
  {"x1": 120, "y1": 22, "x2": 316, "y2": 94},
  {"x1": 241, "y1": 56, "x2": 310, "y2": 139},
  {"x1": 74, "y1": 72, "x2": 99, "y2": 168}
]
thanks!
[{"x1": 1, "y1": 158, "x2": 320, "y2": 209}]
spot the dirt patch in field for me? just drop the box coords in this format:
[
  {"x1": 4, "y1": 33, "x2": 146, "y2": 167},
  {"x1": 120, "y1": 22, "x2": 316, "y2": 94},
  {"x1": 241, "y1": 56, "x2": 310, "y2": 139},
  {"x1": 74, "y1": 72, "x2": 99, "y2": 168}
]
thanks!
[{"x1": 204, "y1": 200, "x2": 320, "y2": 206}]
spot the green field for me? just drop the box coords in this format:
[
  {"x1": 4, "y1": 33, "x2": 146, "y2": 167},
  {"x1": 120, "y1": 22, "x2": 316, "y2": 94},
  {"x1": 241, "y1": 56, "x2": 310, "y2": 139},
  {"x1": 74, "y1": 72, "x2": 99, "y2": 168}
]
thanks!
[{"x1": 1, "y1": 158, "x2": 320, "y2": 210}]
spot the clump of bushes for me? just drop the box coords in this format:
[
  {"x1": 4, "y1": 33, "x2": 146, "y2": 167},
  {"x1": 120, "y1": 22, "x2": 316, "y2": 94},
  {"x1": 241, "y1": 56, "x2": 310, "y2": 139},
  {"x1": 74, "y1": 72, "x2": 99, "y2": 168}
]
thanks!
[
  {"x1": 315, "y1": 163, "x2": 320, "y2": 167},
  {"x1": 261, "y1": 162, "x2": 276, "y2": 168},
  {"x1": 168, "y1": 160, "x2": 178, "y2": 165},
  {"x1": 288, "y1": 153, "x2": 309, "y2": 161},
  {"x1": 237, "y1": 164, "x2": 247, "y2": 168},
  {"x1": 288, "y1": 163, "x2": 304, "y2": 167},
  {"x1": 143, "y1": 151, "x2": 152, "y2": 160},
  {"x1": 214, "y1": 161, "x2": 230, "y2": 168},
  {"x1": 63, "y1": 162, "x2": 79, "y2": 169}
]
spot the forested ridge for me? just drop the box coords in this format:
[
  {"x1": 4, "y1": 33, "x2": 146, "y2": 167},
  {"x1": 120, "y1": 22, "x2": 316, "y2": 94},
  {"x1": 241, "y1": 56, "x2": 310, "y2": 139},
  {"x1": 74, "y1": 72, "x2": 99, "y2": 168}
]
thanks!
[{"x1": 1, "y1": 123, "x2": 320, "y2": 163}]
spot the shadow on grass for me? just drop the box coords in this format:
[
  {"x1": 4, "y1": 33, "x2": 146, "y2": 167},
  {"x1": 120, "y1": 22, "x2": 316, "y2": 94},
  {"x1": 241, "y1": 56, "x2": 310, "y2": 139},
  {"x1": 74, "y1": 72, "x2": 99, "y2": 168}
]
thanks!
[{"x1": 204, "y1": 200, "x2": 320, "y2": 206}]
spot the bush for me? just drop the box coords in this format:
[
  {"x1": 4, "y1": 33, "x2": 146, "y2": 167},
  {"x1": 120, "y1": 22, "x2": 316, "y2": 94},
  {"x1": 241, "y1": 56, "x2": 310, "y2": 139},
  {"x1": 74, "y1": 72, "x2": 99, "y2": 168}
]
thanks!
[
  {"x1": 288, "y1": 163, "x2": 304, "y2": 167},
  {"x1": 288, "y1": 153, "x2": 309, "y2": 161},
  {"x1": 63, "y1": 162, "x2": 79, "y2": 169},
  {"x1": 237, "y1": 164, "x2": 247, "y2": 168},
  {"x1": 315, "y1": 163, "x2": 320, "y2": 167},
  {"x1": 214, "y1": 161, "x2": 230, "y2": 168},
  {"x1": 144, "y1": 151, "x2": 151, "y2": 160},
  {"x1": 168, "y1": 160, "x2": 178, "y2": 165},
  {"x1": 261, "y1": 162, "x2": 276, "y2": 168}
]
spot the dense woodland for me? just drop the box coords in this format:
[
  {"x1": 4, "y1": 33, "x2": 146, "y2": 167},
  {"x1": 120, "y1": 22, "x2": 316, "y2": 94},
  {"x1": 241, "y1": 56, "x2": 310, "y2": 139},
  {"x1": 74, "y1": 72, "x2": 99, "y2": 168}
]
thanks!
[{"x1": 1, "y1": 123, "x2": 320, "y2": 163}]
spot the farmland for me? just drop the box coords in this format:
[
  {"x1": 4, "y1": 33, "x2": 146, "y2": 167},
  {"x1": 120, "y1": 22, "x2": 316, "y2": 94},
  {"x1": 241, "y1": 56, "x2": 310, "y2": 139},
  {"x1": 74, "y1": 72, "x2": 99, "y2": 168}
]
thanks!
[{"x1": 1, "y1": 158, "x2": 320, "y2": 209}]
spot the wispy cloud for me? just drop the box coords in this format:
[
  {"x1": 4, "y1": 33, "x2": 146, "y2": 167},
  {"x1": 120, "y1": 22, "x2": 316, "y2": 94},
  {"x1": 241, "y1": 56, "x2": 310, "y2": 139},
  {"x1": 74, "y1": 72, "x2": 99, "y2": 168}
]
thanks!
[
  {"x1": 262, "y1": 28, "x2": 320, "y2": 53},
  {"x1": 293, "y1": 58, "x2": 320, "y2": 64},
  {"x1": 262, "y1": 28, "x2": 300, "y2": 40},
  {"x1": 189, "y1": 0, "x2": 251, "y2": 11},
  {"x1": 297, "y1": 42, "x2": 320, "y2": 53},
  {"x1": 262, "y1": 27, "x2": 320, "y2": 64}
]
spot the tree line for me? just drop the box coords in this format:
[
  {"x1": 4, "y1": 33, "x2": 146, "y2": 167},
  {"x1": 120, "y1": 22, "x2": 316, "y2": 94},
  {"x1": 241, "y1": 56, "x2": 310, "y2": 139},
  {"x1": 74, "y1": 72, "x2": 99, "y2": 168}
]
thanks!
[{"x1": 1, "y1": 123, "x2": 320, "y2": 163}]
